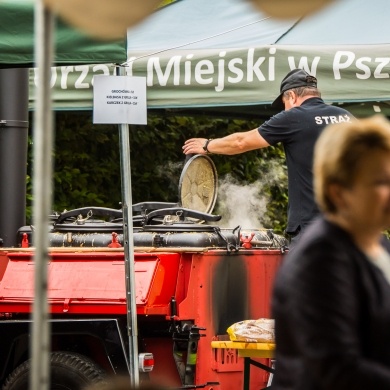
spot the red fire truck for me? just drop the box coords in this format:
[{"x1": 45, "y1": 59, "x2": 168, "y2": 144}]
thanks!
[{"x1": 0, "y1": 156, "x2": 287, "y2": 390}]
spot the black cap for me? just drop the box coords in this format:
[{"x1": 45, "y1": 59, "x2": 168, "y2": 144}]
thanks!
[{"x1": 272, "y1": 69, "x2": 317, "y2": 110}]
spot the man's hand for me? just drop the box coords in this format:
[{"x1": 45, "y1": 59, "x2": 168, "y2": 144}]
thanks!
[{"x1": 182, "y1": 138, "x2": 208, "y2": 155}]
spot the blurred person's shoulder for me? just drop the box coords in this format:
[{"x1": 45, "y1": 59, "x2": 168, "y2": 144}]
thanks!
[
  {"x1": 381, "y1": 234, "x2": 390, "y2": 253},
  {"x1": 283, "y1": 217, "x2": 349, "y2": 266}
]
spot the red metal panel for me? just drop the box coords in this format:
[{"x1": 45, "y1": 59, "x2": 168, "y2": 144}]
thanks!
[
  {"x1": 144, "y1": 338, "x2": 182, "y2": 388},
  {"x1": 177, "y1": 249, "x2": 284, "y2": 390},
  {"x1": 0, "y1": 253, "x2": 9, "y2": 281},
  {"x1": 0, "y1": 246, "x2": 283, "y2": 389},
  {"x1": 140, "y1": 252, "x2": 180, "y2": 314},
  {"x1": 0, "y1": 251, "x2": 181, "y2": 315}
]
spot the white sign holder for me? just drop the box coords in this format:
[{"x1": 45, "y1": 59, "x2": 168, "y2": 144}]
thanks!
[{"x1": 93, "y1": 74, "x2": 147, "y2": 125}]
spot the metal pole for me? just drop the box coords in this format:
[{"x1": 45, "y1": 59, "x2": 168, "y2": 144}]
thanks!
[
  {"x1": 116, "y1": 65, "x2": 139, "y2": 386},
  {"x1": 30, "y1": 1, "x2": 54, "y2": 390},
  {"x1": 0, "y1": 68, "x2": 29, "y2": 247}
]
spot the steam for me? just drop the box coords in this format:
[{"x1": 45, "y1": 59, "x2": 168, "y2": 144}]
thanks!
[
  {"x1": 216, "y1": 161, "x2": 286, "y2": 229},
  {"x1": 155, "y1": 161, "x2": 184, "y2": 180},
  {"x1": 153, "y1": 157, "x2": 287, "y2": 230},
  {"x1": 155, "y1": 161, "x2": 184, "y2": 200},
  {"x1": 216, "y1": 177, "x2": 266, "y2": 228}
]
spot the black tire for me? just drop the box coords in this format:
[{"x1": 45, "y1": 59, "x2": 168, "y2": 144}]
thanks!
[{"x1": 2, "y1": 351, "x2": 106, "y2": 390}]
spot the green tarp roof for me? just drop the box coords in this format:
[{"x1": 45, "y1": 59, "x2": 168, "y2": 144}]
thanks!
[
  {"x1": 0, "y1": 0, "x2": 127, "y2": 67},
  {"x1": 126, "y1": 0, "x2": 390, "y2": 49},
  {"x1": 1, "y1": 0, "x2": 390, "y2": 117},
  {"x1": 123, "y1": 0, "x2": 390, "y2": 117}
]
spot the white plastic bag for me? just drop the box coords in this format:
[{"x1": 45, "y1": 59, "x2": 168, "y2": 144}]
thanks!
[{"x1": 227, "y1": 318, "x2": 275, "y2": 342}]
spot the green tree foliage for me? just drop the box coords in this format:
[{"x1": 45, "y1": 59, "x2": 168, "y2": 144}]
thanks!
[{"x1": 27, "y1": 111, "x2": 288, "y2": 234}]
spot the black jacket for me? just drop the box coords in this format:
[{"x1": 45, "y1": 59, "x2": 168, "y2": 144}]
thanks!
[{"x1": 271, "y1": 217, "x2": 390, "y2": 389}]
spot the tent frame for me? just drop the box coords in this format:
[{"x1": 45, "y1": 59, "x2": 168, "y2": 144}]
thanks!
[{"x1": 30, "y1": 3, "x2": 138, "y2": 389}]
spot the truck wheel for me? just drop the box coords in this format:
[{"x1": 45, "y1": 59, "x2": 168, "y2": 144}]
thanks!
[{"x1": 2, "y1": 351, "x2": 106, "y2": 390}]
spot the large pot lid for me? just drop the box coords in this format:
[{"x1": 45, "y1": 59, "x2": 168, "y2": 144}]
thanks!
[{"x1": 178, "y1": 154, "x2": 218, "y2": 214}]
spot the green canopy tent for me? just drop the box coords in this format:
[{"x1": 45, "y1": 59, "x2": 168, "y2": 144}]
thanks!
[
  {"x1": 124, "y1": 0, "x2": 390, "y2": 119},
  {"x1": 22, "y1": 0, "x2": 390, "y2": 118},
  {"x1": 0, "y1": 1, "x2": 127, "y2": 67}
]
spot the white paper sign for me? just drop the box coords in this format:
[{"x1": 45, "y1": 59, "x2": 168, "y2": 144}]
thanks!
[{"x1": 93, "y1": 75, "x2": 147, "y2": 124}]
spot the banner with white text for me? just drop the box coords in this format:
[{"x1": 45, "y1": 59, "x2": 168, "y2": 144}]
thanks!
[{"x1": 28, "y1": 45, "x2": 390, "y2": 112}]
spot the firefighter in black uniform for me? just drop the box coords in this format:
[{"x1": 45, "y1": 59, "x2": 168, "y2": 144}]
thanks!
[{"x1": 182, "y1": 69, "x2": 354, "y2": 246}]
